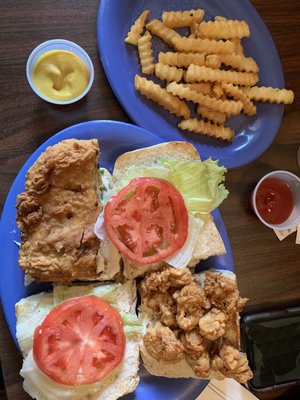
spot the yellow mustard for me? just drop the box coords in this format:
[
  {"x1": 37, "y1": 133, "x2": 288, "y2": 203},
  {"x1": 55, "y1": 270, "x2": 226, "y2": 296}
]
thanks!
[{"x1": 32, "y1": 50, "x2": 90, "y2": 102}]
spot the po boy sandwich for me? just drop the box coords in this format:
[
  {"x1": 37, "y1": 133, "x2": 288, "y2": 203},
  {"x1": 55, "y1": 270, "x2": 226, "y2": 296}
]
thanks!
[
  {"x1": 16, "y1": 280, "x2": 141, "y2": 400},
  {"x1": 95, "y1": 141, "x2": 228, "y2": 279},
  {"x1": 138, "y1": 267, "x2": 253, "y2": 384},
  {"x1": 16, "y1": 139, "x2": 227, "y2": 284}
]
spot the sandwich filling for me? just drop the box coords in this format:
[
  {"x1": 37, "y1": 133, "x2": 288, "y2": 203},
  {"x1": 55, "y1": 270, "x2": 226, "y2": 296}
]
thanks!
[
  {"x1": 16, "y1": 139, "x2": 107, "y2": 283},
  {"x1": 33, "y1": 295, "x2": 126, "y2": 386},
  {"x1": 96, "y1": 157, "x2": 228, "y2": 270},
  {"x1": 111, "y1": 158, "x2": 229, "y2": 215},
  {"x1": 104, "y1": 177, "x2": 189, "y2": 265},
  {"x1": 139, "y1": 267, "x2": 253, "y2": 384}
]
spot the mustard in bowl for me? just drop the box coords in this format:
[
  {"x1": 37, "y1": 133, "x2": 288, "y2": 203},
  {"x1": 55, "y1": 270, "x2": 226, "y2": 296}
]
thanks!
[{"x1": 26, "y1": 39, "x2": 94, "y2": 105}]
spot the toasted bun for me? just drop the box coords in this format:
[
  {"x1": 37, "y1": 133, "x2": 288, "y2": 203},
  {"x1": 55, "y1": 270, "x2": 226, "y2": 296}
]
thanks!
[
  {"x1": 113, "y1": 141, "x2": 200, "y2": 181},
  {"x1": 188, "y1": 215, "x2": 226, "y2": 266},
  {"x1": 123, "y1": 259, "x2": 163, "y2": 280},
  {"x1": 21, "y1": 340, "x2": 140, "y2": 400},
  {"x1": 113, "y1": 141, "x2": 225, "y2": 278},
  {"x1": 140, "y1": 333, "x2": 224, "y2": 380},
  {"x1": 140, "y1": 338, "x2": 196, "y2": 378},
  {"x1": 16, "y1": 292, "x2": 54, "y2": 357}
]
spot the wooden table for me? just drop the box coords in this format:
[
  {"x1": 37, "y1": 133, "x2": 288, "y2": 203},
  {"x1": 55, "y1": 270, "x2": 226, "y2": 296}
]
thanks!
[{"x1": 0, "y1": 1, "x2": 299, "y2": 399}]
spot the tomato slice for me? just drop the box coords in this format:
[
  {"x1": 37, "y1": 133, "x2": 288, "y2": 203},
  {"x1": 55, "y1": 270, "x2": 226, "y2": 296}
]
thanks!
[
  {"x1": 33, "y1": 296, "x2": 125, "y2": 386},
  {"x1": 104, "y1": 177, "x2": 188, "y2": 265}
]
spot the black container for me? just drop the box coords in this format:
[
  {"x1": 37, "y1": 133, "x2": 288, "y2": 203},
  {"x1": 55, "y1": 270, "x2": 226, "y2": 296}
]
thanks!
[{"x1": 241, "y1": 307, "x2": 300, "y2": 397}]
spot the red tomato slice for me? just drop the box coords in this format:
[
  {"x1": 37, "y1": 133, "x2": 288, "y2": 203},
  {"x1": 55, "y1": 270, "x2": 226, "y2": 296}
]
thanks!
[
  {"x1": 104, "y1": 177, "x2": 188, "y2": 264},
  {"x1": 33, "y1": 295, "x2": 125, "y2": 386}
]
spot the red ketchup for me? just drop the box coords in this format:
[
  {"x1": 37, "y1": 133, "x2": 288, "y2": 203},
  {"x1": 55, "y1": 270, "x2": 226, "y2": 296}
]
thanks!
[{"x1": 255, "y1": 177, "x2": 294, "y2": 224}]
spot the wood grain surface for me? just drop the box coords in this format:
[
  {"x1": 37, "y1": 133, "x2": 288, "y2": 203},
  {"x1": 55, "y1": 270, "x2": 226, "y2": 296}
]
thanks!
[{"x1": 0, "y1": 1, "x2": 299, "y2": 399}]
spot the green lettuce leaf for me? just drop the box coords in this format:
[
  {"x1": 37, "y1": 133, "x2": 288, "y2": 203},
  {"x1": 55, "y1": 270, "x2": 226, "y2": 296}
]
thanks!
[
  {"x1": 53, "y1": 284, "x2": 122, "y2": 306},
  {"x1": 119, "y1": 311, "x2": 143, "y2": 335},
  {"x1": 116, "y1": 158, "x2": 228, "y2": 214}
]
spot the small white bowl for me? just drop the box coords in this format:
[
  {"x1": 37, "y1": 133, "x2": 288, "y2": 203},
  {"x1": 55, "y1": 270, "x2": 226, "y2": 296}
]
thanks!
[
  {"x1": 26, "y1": 39, "x2": 94, "y2": 105},
  {"x1": 251, "y1": 170, "x2": 300, "y2": 230}
]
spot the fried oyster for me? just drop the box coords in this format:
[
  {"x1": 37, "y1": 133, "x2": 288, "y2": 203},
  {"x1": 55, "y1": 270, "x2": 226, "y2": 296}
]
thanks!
[
  {"x1": 140, "y1": 267, "x2": 253, "y2": 384},
  {"x1": 16, "y1": 139, "x2": 103, "y2": 283}
]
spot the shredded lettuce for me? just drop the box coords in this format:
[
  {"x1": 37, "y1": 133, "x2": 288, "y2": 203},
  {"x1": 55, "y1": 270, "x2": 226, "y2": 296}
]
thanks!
[
  {"x1": 53, "y1": 284, "x2": 121, "y2": 306},
  {"x1": 119, "y1": 311, "x2": 141, "y2": 326},
  {"x1": 123, "y1": 325, "x2": 143, "y2": 335},
  {"x1": 120, "y1": 311, "x2": 143, "y2": 335},
  {"x1": 52, "y1": 285, "x2": 141, "y2": 336},
  {"x1": 91, "y1": 284, "x2": 122, "y2": 302},
  {"x1": 116, "y1": 158, "x2": 228, "y2": 214}
]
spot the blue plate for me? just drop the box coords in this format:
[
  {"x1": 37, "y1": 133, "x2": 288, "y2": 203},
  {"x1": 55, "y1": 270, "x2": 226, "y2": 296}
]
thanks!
[
  {"x1": 98, "y1": 0, "x2": 285, "y2": 169},
  {"x1": 0, "y1": 120, "x2": 233, "y2": 400}
]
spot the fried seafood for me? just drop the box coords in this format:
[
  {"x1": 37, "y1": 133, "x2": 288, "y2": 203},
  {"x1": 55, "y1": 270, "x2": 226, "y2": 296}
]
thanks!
[
  {"x1": 204, "y1": 271, "x2": 248, "y2": 313},
  {"x1": 181, "y1": 328, "x2": 205, "y2": 356},
  {"x1": 173, "y1": 283, "x2": 205, "y2": 330},
  {"x1": 218, "y1": 345, "x2": 253, "y2": 384},
  {"x1": 16, "y1": 139, "x2": 103, "y2": 283},
  {"x1": 141, "y1": 266, "x2": 194, "y2": 293},
  {"x1": 223, "y1": 313, "x2": 241, "y2": 348},
  {"x1": 144, "y1": 321, "x2": 184, "y2": 363},
  {"x1": 187, "y1": 351, "x2": 211, "y2": 378},
  {"x1": 140, "y1": 267, "x2": 252, "y2": 383},
  {"x1": 144, "y1": 291, "x2": 177, "y2": 327},
  {"x1": 198, "y1": 308, "x2": 226, "y2": 340}
]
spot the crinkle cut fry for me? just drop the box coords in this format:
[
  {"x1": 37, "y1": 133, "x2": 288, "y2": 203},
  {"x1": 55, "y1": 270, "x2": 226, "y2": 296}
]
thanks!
[
  {"x1": 232, "y1": 39, "x2": 244, "y2": 56},
  {"x1": 214, "y1": 16, "x2": 227, "y2": 22},
  {"x1": 221, "y1": 82, "x2": 256, "y2": 116},
  {"x1": 219, "y1": 53, "x2": 259, "y2": 73},
  {"x1": 179, "y1": 118, "x2": 234, "y2": 141},
  {"x1": 190, "y1": 21, "x2": 199, "y2": 35},
  {"x1": 134, "y1": 75, "x2": 190, "y2": 119},
  {"x1": 158, "y1": 51, "x2": 220, "y2": 69},
  {"x1": 185, "y1": 64, "x2": 259, "y2": 86},
  {"x1": 171, "y1": 36, "x2": 235, "y2": 54},
  {"x1": 146, "y1": 19, "x2": 181, "y2": 47},
  {"x1": 196, "y1": 105, "x2": 228, "y2": 125},
  {"x1": 125, "y1": 10, "x2": 150, "y2": 45},
  {"x1": 241, "y1": 86, "x2": 294, "y2": 104},
  {"x1": 205, "y1": 54, "x2": 221, "y2": 69},
  {"x1": 158, "y1": 51, "x2": 206, "y2": 68},
  {"x1": 138, "y1": 31, "x2": 155, "y2": 74},
  {"x1": 197, "y1": 19, "x2": 250, "y2": 39},
  {"x1": 162, "y1": 9, "x2": 204, "y2": 28},
  {"x1": 154, "y1": 63, "x2": 183, "y2": 82},
  {"x1": 183, "y1": 82, "x2": 212, "y2": 96},
  {"x1": 212, "y1": 83, "x2": 224, "y2": 99},
  {"x1": 166, "y1": 81, "x2": 243, "y2": 115},
  {"x1": 188, "y1": 28, "x2": 197, "y2": 39}
]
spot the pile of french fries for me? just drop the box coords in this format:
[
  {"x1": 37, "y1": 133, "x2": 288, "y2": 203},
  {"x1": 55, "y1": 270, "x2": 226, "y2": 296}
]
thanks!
[{"x1": 124, "y1": 9, "x2": 294, "y2": 142}]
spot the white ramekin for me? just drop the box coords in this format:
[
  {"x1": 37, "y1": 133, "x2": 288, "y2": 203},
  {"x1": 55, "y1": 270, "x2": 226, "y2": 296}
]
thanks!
[
  {"x1": 251, "y1": 170, "x2": 300, "y2": 230},
  {"x1": 26, "y1": 39, "x2": 94, "y2": 105}
]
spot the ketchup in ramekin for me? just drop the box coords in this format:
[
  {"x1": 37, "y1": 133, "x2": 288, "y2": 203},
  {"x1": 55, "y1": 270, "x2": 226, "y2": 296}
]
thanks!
[
  {"x1": 255, "y1": 177, "x2": 294, "y2": 224},
  {"x1": 251, "y1": 170, "x2": 300, "y2": 230}
]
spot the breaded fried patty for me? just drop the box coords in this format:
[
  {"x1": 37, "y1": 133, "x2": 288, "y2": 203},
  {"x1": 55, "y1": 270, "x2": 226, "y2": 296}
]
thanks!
[{"x1": 16, "y1": 139, "x2": 103, "y2": 282}]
